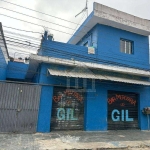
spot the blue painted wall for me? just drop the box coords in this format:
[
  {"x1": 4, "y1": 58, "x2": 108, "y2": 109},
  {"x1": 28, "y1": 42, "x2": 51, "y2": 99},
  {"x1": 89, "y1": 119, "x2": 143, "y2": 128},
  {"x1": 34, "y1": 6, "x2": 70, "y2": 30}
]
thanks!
[
  {"x1": 38, "y1": 31, "x2": 99, "y2": 63},
  {"x1": 77, "y1": 24, "x2": 149, "y2": 69},
  {"x1": 37, "y1": 22, "x2": 150, "y2": 132},
  {"x1": 36, "y1": 63, "x2": 150, "y2": 131},
  {"x1": 85, "y1": 81, "x2": 150, "y2": 131},
  {"x1": 39, "y1": 24, "x2": 149, "y2": 69},
  {"x1": 0, "y1": 47, "x2": 7, "y2": 80},
  {"x1": 6, "y1": 61, "x2": 29, "y2": 80},
  {"x1": 37, "y1": 85, "x2": 53, "y2": 132},
  {"x1": 97, "y1": 25, "x2": 149, "y2": 69}
]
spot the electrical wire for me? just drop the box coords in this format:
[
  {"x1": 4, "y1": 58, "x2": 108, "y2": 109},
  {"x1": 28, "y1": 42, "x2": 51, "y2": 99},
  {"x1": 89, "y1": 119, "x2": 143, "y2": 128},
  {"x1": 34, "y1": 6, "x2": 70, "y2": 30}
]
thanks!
[
  {"x1": 1, "y1": 13, "x2": 149, "y2": 46},
  {"x1": 3, "y1": 25, "x2": 42, "y2": 34},
  {"x1": 0, "y1": 0, "x2": 86, "y2": 26},
  {"x1": 4, "y1": 30, "x2": 42, "y2": 41},
  {"x1": 0, "y1": 14, "x2": 79, "y2": 37},
  {"x1": 0, "y1": 0, "x2": 149, "y2": 48},
  {"x1": 0, "y1": 7, "x2": 78, "y2": 31}
]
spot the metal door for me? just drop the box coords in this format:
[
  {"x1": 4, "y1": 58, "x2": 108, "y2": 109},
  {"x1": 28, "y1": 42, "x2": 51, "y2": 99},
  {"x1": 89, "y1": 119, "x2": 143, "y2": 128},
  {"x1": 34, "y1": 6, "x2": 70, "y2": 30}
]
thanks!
[
  {"x1": 0, "y1": 82, "x2": 41, "y2": 133},
  {"x1": 51, "y1": 87, "x2": 84, "y2": 130},
  {"x1": 108, "y1": 91, "x2": 138, "y2": 130}
]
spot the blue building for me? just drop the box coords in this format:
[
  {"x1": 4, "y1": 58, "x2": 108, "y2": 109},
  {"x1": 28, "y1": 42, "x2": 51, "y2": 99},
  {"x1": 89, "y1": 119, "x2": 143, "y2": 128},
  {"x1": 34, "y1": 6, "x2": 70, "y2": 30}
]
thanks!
[
  {"x1": 27, "y1": 2, "x2": 150, "y2": 132},
  {"x1": 1, "y1": 2, "x2": 150, "y2": 132}
]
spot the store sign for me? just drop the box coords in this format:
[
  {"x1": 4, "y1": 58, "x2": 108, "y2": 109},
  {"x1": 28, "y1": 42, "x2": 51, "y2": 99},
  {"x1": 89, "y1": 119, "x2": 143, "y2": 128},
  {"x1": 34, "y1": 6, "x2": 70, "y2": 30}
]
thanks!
[
  {"x1": 108, "y1": 91, "x2": 138, "y2": 130},
  {"x1": 57, "y1": 108, "x2": 78, "y2": 121},
  {"x1": 108, "y1": 94, "x2": 136, "y2": 106},
  {"x1": 111, "y1": 109, "x2": 133, "y2": 122},
  {"x1": 51, "y1": 87, "x2": 84, "y2": 130}
]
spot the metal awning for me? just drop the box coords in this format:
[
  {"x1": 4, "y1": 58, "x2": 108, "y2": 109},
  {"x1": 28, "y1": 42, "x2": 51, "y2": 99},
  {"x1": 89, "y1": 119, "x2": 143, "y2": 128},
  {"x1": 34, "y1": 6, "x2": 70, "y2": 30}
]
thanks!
[
  {"x1": 26, "y1": 54, "x2": 150, "y2": 79},
  {"x1": 48, "y1": 68, "x2": 150, "y2": 86}
]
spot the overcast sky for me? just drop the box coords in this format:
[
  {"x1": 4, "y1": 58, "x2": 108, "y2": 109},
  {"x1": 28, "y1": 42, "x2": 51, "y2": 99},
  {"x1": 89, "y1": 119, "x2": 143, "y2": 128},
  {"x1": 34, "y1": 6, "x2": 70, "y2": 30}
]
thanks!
[{"x1": 0, "y1": 0, "x2": 150, "y2": 57}]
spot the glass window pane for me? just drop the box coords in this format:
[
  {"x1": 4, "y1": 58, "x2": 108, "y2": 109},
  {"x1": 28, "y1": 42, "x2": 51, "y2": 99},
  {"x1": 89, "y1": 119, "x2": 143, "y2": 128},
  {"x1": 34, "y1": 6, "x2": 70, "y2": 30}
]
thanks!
[{"x1": 120, "y1": 39, "x2": 133, "y2": 54}]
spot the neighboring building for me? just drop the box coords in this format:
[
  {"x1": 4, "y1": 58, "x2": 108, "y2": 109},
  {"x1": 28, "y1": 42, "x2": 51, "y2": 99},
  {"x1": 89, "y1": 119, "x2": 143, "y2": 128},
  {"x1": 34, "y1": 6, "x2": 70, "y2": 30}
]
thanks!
[
  {"x1": 0, "y1": 2, "x2": 150, "y2": 133},
  {"x1": 0, "y1": 22, "x2": 9, "y2": 80}
]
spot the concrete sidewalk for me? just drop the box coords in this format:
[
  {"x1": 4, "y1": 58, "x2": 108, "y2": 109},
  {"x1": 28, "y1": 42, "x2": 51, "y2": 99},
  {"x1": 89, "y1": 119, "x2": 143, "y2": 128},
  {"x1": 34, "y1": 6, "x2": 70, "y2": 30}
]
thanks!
[{"x1": 0, "y1": 130, "x2": 150, "y2": 150}]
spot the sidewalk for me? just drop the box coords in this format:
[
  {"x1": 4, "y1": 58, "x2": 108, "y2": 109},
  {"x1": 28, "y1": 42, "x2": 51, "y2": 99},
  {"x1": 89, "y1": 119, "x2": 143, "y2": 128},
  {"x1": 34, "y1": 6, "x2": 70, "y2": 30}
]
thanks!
[{"x1": 0, "y1": 130, "x2": 150, "y2": 150}]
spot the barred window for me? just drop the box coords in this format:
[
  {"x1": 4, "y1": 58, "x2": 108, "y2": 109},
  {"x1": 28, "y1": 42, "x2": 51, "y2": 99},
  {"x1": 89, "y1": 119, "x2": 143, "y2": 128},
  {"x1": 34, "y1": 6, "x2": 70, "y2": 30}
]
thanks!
[{"x1": 120, "y1": 39, "x2": 133, "y2": 54}]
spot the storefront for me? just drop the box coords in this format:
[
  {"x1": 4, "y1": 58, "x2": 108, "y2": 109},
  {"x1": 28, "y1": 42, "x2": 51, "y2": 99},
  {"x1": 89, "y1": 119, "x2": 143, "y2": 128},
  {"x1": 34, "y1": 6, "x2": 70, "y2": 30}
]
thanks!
[
  {"x1": 108, "y1": 91, "x2": 138, "y2": 130},
  {"x1": 51, "y1": 87, "x2": 84, "y2": 130}
]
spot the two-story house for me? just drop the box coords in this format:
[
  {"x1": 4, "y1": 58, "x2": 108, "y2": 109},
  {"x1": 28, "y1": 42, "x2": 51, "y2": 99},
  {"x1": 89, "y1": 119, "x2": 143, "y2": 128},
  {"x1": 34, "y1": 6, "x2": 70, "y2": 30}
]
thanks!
[
  {"x1": 4, "y1": 2, "x2": 150, "y2": 132},
  {"x1": 26, "y1": 2, "x2": 150, "y2": 132}
]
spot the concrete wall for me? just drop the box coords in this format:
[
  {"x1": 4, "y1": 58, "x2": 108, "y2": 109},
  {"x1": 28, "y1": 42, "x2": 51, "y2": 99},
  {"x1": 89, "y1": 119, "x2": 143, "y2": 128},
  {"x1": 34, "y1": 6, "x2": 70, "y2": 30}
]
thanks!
[
  {"x1": 6, "y1": 61, "x2": 29, "y2": 80},
  {"x1": 94, "y1": 2, "x2": 150, "y2": 34},
  {"x1": 0, "y1": 47, "x2": 7, "y2": 80}
]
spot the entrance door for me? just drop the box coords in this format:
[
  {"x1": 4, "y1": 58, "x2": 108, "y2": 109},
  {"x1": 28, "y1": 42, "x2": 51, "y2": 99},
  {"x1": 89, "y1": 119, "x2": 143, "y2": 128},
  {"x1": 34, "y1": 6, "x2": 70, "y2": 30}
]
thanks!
[
  {"x1": 108, "y1": 91, "x2": 138, "y2": 130},
  {"x1": 51, "y1": 87, "x2": 84, "y2": 130}
]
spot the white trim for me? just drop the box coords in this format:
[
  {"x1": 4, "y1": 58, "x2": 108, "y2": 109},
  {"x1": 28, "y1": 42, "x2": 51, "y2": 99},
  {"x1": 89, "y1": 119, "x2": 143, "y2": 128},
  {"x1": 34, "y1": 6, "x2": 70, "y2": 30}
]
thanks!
[{"x1": 30, "y1": 54, "x2": 150, "y2": 77}]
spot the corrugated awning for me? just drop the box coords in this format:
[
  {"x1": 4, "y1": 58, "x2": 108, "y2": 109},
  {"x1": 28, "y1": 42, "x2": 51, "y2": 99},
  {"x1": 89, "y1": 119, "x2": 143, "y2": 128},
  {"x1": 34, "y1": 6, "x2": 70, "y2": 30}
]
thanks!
[{"x1": 48, "y1": 68, "x2": 150, "y2": 86}]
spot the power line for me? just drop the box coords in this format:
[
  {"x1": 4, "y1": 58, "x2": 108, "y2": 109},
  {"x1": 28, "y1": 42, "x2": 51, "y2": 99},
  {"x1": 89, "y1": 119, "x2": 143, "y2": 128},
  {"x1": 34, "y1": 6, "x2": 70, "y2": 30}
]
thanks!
[
  {"x1": 0, "y1": 13, "x2": 81, "y2": 37},
  {"x1": 4, "y1": 30, "x2": 42, "y2": 41},
  {"x1": 1, "y1": 13, "x2": 149, "y2": 47},
  {"x1": 1, "y1": 0, "x2": 149, "y2": 47},
  {"x1": 0, "y1": 7, "x2": 77, "y2": 31},
  {"x1": 0, "y1": 0, "x2": 85, "y2": 26},
  {"x1": 4, "y1": 35, "x2": 41, "y2": 45},
  {"x1": 3, "y1": 25, "x2": 42, "y2": 34}
]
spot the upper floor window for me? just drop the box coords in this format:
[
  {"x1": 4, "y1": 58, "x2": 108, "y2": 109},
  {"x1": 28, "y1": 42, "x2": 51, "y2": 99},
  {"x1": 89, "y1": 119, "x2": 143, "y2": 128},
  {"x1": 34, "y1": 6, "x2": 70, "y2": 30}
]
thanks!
[{"x1": 120, "y1": 39, "x2": 133, "y2": 54}]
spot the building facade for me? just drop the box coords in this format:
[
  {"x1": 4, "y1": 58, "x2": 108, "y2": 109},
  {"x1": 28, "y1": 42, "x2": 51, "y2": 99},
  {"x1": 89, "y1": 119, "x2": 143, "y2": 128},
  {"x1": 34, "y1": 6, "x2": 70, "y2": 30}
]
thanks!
[
  {"x1": 0, "y1": 2, "x2": 150, "y2": 133},
  {"x1": 30, "y1": 2, "x2": 150, "y2": 132}
]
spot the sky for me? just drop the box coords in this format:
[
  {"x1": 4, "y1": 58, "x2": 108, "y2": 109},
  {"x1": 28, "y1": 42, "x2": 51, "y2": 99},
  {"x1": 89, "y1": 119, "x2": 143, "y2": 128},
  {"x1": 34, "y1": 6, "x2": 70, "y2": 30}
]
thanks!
[{"x1": 0, "y1": 0, "x2": 150, "y2": 58}]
